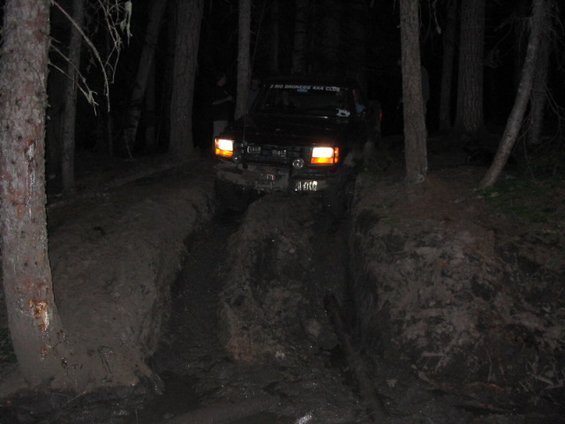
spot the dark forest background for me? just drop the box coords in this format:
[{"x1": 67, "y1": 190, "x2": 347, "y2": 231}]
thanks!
[
  {"x1": 1, "y1": 0, "x2": 565, "y2": 398},
  {"x1": 38, "y1": 1, "x2": 564, "y2": 180},
  {"x1": 0, "y1": 0, "x2": 563, "y2": 191}
]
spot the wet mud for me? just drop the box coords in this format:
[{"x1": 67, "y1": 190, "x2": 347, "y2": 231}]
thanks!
[{"x1": 0, "y1": 194, "x2": 366, "y2": 423}]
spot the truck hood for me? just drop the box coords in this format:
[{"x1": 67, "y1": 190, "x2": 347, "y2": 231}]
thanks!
[{"x1": 227, "y1": 113, "x2": 348, "y2": 146}]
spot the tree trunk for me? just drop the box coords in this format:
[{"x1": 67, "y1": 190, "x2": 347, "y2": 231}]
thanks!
[
  {"x1": 528, "y1": 2, "x2": 552, "y2": 146},
  {"x1": 480, "y1": 0, "x2": 547, "y2": 189},
  {"x1": 269, "y1": 0, "x2": 279, "y2": 74},
  {"x1": 95, "y1": 30, "x2": 115, "y2": 157},
  {"x1": 318, "y1": 0, "x2": 340, "y2": 76},
  {"x1": 46, "y1": 71, "x2": 65, "y2": 186},
  {"x1": 345, "y1": 0, "x2": 368, "y2": 90},
  {"x1": 169, "y1": 0, "x2": 203, "y2": 157},
  {"x1": 439, "y1": 0, "x2": 458, "y2": 131},
  {"x1": 122, "y1": 0, "x2": 168, "y2": 156},
  {"x1": 513, "y1": 0, "x2": 530, "y2": 92},
  {"x1": 0, "y1": 0, "x2": 67, "y2": 385},
  {"x1": 61, "y1": 0, "x2": 86, "y2": 194},
  {"x1": 144, "y1": 60, "x2": 158, "y2": 153},
  {"x1": 235, "y1": 0, "x2": 251, "y2": 119},
  {"x1": 455, "y1": 0, "x2": 485, "y2": 133},
  {"x1": 291, "y1": 0, "x2": 309, "y2": 74},
  {"x1": 400, "y1": 0, "x2": 428, "y2": 184}
]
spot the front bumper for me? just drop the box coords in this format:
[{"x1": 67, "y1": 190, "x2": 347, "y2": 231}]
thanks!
[{"x1": 215, "y1": 161, "x2": 338, "y2": 193}]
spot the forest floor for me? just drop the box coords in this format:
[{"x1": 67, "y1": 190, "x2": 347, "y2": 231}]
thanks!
[{"x1": 0, "y1": 137, "x2": 564, "y2": 423}]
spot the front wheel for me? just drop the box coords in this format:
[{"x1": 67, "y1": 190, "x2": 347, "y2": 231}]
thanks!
[
  {"x1": 324, "y1": 175, "x2": 356, "y2": 222},
  {"x1": 214, "y1": 179, "x2": 249, "y2": 214}
]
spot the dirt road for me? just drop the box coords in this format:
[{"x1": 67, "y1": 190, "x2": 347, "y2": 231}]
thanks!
[{"x1": 1, "y1": 156, "x2": 563, "y2": 424}]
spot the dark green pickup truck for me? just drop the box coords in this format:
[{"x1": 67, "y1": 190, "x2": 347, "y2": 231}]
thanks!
[{"x1": 214, "y1": 76, "x2": 380, "y2": 215}]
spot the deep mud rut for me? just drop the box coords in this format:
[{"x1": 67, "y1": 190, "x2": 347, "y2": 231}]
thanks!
[
  {"x1": 0, "y1": 195, "x2": 370, "y2": 423},
  {"x1": 133, "y1": 197, "x2": 368, "y2": 423},
  {"x1": 3, "y1": 185, "x2": 562, "y2": 424}
]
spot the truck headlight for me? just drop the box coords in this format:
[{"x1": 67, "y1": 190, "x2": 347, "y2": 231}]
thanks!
[
  {"x1": 215, "y1": 138, "x2": 234, "y2": 158},
  {"x1": 311, "y1": 146, "x2": 339, "y2": 165}
]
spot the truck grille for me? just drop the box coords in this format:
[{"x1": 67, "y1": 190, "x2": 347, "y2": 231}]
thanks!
[{"x1": 245, "y1": 144, "x2": 304, "y2": 164}]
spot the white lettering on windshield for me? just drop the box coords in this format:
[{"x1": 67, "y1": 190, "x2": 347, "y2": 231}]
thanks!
[{"x1": 269, "y1": 83, "x2": 341, "y2": 92}]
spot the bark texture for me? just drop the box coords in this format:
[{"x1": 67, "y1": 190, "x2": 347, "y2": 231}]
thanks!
[
  {"x1": 235, "y1": 0, "x2": 251, "y2": 119},
  {"x1": 480, "y1": 0, "x2": 547, "y2": 188},
  {"x1": 61, "y1": 0, "x2": 86, "y2": 194},
  {"x1": 528, "y1": 1, "x2": 552, "y2": 146},
  {"x1": 169, "y1": 0, "x2": 203, "y2": 157},
  {"x1": 400, "y1": 0, "x2": 428, "y2": 183},
  {"x1": 122, "y1": 0, "x2": 168, "y2": 156},
  {"x1": 0, "y1": 0, "x2": 66, "y2": 385},
  {"x1": 455, "y1": 0, "x2": 485, "y2": 133},
  {"x1": 144, "y1": 60, "x2": 158, "y2": 153},
  {"x1": 439, "y1": 0, "x2": 458, "y2": 131}
]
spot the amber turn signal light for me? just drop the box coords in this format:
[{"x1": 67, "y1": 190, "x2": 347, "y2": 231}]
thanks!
[
  {"x1": 311, "y1": 146, "x2": 339, "y2": 165},
  {"x1": 215, "y1": 138, "x2": 234, "y2": 158}
]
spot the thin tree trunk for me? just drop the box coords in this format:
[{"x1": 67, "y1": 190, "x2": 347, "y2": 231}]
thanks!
[
  {"x1": 235, "y1": 0, "x2": 251, "y2": 119},
  {"x1": 400, "y1": 0, "x2": 428, "y2": 184},
  {"x1": 269, "y1": 0, "x2": 279, "y2": 74},
  {"x1": 95, "y1": 29, "x2": 114, "y2": 157},
  {"x1": 439, "y1": 0, "x2": 458, "y2": 131},
  {"x1": 0, "y1": 0, "x2": 66, "y2": 384},
  {"x1": 61, "y1": 0, "x2": 86, "y2": 194},
  {"x1": 480, "y1": 0, "x2": 547, "y2": 189},
  {"x1": 291, "y1": 0, "x2": 309, "y2": 74},
  {"x1": 318, "y1": 0, "x2": 340, "y2": 76},
  {"x1": 346, "y1": 0, "x2": 368, "y2": 90},
  {"x1": 513, "y1": 0, "x2": 530, "y2": 92},
  {"x1": 169, "y1": 0, "x2": 203, "y2": 157},
  {"x1": 144, "y1": 60, "x2": 158, "y2": 153},
  {"x1": 122, "y1": 0, "x2": 168, "y2": 156},
  {"x1": 455, "y1": 0, "x2": 485, "y2": 133},
  {"x1": 528, "y1": 2, "x2": 552, "y2": 146}
]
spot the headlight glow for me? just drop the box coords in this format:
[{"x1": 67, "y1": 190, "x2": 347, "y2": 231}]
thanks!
[
  {"x1": 215, "y1": 138, "x2": 234, "y2": 158},
  {"x1": 311, "y1": 146, "x2": 339, "y2": 164}
]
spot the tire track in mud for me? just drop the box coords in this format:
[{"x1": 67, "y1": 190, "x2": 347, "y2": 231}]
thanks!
[
  {"x1": 0, "y1": 193, "x2": 376, "y2": 424},
  {"x1": 134, "y1": 194, "x2": 371, "y2": 423},
  {"x1": 128, "y1": 213, "x2": 244, "y2": 423}
]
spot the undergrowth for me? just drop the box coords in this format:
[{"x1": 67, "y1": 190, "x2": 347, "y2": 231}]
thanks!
[{"x1": 480, "y1": 176, "x2": 565, "y2": 224}]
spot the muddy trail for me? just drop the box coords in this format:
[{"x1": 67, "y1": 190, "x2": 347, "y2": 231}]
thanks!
[
  {"x1": 3, "y1": 180, "x2": 560, "y2": 424},
  {"x1": 0, "y1": 195, "x2": 372, "y2": 423},
  {"x1": 136, "y1": 196, "x2": 369, "y2": 423}
]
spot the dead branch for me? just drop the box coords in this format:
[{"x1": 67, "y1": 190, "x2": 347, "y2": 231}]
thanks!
[{"x1": 51, "y1": 0, "x2": 131, "y2": 112}]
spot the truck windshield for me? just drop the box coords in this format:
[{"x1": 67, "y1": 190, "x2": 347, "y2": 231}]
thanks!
[{"x1": 254, "y1": 84, "x2": 352, "y2": 117}]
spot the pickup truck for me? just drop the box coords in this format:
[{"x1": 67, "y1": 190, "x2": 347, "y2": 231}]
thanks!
[{"x1": 214, "y1": 76, "x2": 380, "y2": 215}]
